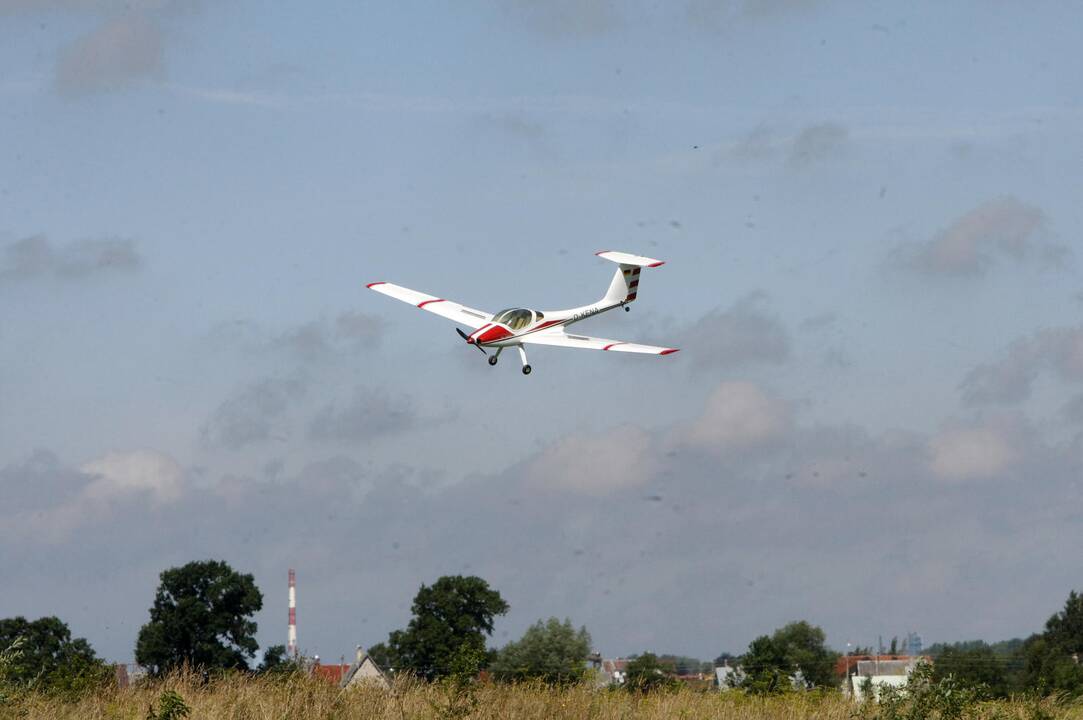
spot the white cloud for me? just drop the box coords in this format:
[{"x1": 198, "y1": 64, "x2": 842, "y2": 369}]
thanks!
[
  {"x1": 960, "y1": 326, "x2": 1083, "y2": 406},
  {"x1": 895, "y1": 196, "x2": 1064, "y2": 277},
  {"x1": 0, "y1": 449, "x2": 185, "y2": 543},
  {"x1": 680, "y1": 381, "x2": 790, "y2": 454},
  {"x1": 928, "y1": 426, "x2": 1019, "y2": 481},
  {"x1": 55, "y1": 13, "x2": 165, "y2": 96},
  {"x1": 79, "y1": 449, "x2": 183, "y2": 505},
  {"x1": 524, "y1": 425, "x2": 654, "y2": 496}
]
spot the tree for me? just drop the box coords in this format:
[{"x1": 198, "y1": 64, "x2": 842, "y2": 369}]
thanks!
[
  {"x1": 257, "y1": 645, "x2": 302, "y2": 676},
  {"x1": 374, "y1": 575, "x2": 508, "y2": 680},
  {"x1": 0, "y1": 616, "x2": 109, "y2": 695},
  {"x1": 741, "y1": 635, "x2": 792, "y2": 694},
  {"x1": 490, "y1": 618, "x2": 592, "y2": 684},
  {"x1": 740, "y1": 621, "x2": 839, "y2": 693},
  {"x1": 135, "y1": 560, "x2": 263, "y2": 674},
  {"x1": 624, "y1": 652, "x2": 677, "y2": 692},
  {"x1": 930, "y1": 643, "x2": 1009, "y2": 697},
  {"x1": 714, "y1": 651, "x2": 737, "y2": 666},
  {"x1": 1020, "y1": 590, "x2": 1083, "y2": 695}
]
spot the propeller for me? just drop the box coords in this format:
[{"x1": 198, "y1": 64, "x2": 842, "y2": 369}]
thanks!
[{"x1": 456, "y1": 327, "x2": 486, "y2": 354}]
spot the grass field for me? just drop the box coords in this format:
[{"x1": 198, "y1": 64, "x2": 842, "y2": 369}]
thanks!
[{"x1": 2, "y1": 672, "x2": 1080, "y2": 720}]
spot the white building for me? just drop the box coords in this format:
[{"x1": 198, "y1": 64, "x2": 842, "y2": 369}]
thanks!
[
  {"x1": 714, "y1": 663, "x2": 745, "y2": 690},
  {"x1": 850, "y1": 658, "x2": 922, "y2": 702},
  {"x1": 339, "y1": 646, "x2": 390, "y2": 690}
]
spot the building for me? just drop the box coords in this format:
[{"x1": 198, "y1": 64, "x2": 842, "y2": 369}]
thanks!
[
  {"x1": 587, "y1": 656, "x2": 628, "y2": 686},
  {"x1": 113, "y1": 663, "x2": 149, "y2": 689},
  {"x1": 310, "y1": 657, "x2": 351, "y2": 685},
  {"x1": 340, "y1": 646, "x2": 390, "y2": 690},
  {"x1": 848, "y1": 657, "x2": 928, "y2": 702},
  {"x1": 714, "y1": 663, "x2": 745, "y2": 690}
]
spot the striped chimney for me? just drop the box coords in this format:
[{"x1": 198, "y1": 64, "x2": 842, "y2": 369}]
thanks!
[{"x1": 287, "y1": 569, "x2": 297, "y2": 658}]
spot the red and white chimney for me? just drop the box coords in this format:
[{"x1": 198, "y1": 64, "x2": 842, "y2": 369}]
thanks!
[{"x1": 287, "y1": 568, "x2": 297, "y2": 658}]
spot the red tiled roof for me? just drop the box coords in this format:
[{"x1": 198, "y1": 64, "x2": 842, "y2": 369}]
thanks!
[{"x1": 313, "y1": 663, "x2": 351, "y2": 684}]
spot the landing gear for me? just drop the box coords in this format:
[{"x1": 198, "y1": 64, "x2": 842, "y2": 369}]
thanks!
[
  {"x1": 517, "y1": 346, "x2": 532, "y2": 376},
  {"x1": 488, "y1": 347, "x2": 502, "y2": 366},
  {"x1": 488, "y1": 356, "x2": 498, "y2": 366},
  {"x1": 624, "y1": 304, "x2": 630, "y2": 312}
]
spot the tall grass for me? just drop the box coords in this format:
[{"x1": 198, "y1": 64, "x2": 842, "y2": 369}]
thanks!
[{"x1": 1, "y1": 671, "x2": 1079, "y2": 720}]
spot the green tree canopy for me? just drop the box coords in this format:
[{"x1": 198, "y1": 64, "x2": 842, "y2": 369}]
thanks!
[
  {"x1": 740, "y1": 621, "x2": 839, "y2": 693},
  {"x1": 624, "y1": 652, "x2": 678, "y2": 692},
  {"x1": 658, "y1": 654, "x2": 710, "y2": 676},
  {"x1": 135, "y1": 559, "x2": 263, "y2": 674},
  {"x1": 256, "y1": 644, "x2": 303, "y2": 676},
  {"x1": 1017, "y1": 591, "x2": 1083, "y2": 695},
  {"x1": 1045, "y1": 591, "x2": 1083, "y2": 654},
  {"x1": 0, "y1": 616, "x2": 108, "y2": 694},
  {"x1": 930, "y1": 643, "x2": 1010, "y2": 697},
  {"x1": 370, "y1": 575, "x2": 508, "y2": 680},
  {"x1": 490, "y1": 617, "x2": 591, "y2": 684}
]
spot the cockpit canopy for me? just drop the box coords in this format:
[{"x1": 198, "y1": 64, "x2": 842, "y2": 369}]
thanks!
[{"x1": 491, "y1": 308, "x2": 542, "y2": 330}]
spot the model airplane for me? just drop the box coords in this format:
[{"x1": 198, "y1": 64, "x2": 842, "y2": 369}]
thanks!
[{"x1": 367, "y1": 250, "x2": 678, "y2": 375}]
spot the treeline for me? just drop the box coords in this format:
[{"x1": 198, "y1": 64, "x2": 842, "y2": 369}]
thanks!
[
  {"x1": 5, "y1": 559, "x2": 1083, "y2": 702},
  {"x1": 916, "y1": 592, "x2": 1083, "y2": 698},
  {"x1": 728, "y1": 591, "x2": 1083, "y2": 699}
]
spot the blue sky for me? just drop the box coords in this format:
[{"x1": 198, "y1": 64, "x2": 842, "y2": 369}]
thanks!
[{"x1": 2, "y1": 0, "x2": 1083, "y2": 664}]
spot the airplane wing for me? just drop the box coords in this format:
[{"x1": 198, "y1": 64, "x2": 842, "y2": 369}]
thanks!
[
  {"x1": 520, "y1": 330, "x2": 678, "y2": 356},
  {"x1": 367, "y1": 282, "x2": 492, "y2": 330}
]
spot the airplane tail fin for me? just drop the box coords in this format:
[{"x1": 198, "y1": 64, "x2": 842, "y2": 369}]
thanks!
[{"x1": 596, "y1": 250, "x2": 665, "y2": 305}]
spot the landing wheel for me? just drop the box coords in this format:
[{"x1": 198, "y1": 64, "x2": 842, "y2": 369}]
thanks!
[
  {"x1": 488, "y1": 355, "x2": 498, "y2": 366},
  {"x1": 624, "y1": 305, "x2": 630, "y2": 312},
  {"x1": 522, "y1": 365, "x2": 532, "y2": 375}
]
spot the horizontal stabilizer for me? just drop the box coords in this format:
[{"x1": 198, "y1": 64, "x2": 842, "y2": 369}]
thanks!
[{"x1": 595, "y1": 250, "x2": 665, "y2": 268}]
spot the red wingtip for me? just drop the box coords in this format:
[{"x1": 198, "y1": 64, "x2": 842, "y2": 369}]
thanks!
[
  {"x1": 660, "y1": 348, "x2": 680, "y2": 355},
  {"x1": 595, "y1": 250, "x2": 610, "y2": 256},
  {"x1": 366, "y1": 281, "x2": 387, "y2": 288},
  {"x1": 647, "y1": 261, "x2": 665, "y2": 268}
]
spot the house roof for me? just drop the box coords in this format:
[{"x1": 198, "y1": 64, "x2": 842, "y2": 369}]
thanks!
[
  {"x1": 601, "y1": 659, "x2": 628, "y2": 673},
  {"x1": 340, "y1": 652, "x2": 390, "y2": 689},
  {"x1": 835, "y1": 655, "x2": 929, "y2": 676},
  {"x1": 312, "y1": 663, "x2": 351, "y2": 684}
]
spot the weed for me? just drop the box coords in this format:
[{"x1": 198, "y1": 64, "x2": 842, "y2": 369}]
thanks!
[{"x1": 145, "y1": 689, "x2": 190, "y2": 720}]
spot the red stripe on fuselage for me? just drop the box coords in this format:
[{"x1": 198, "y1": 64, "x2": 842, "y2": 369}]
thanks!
[
  {"x1": 466, "y1": 324, "x2": 491, "y2": 343},
  {"x1": 475, "y1": 324, "x2": 513, "y2": 344},
  {"x1": 417, "y1": 298, "x2": 445, "y2": 308},
  {"x1": 603, "y1": 342, "x2": 625, "y2": 351}
]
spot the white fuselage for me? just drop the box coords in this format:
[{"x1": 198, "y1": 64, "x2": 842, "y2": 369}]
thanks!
[{"x1": 466, "y1": 299, "x2": 624, "y2": 348}]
